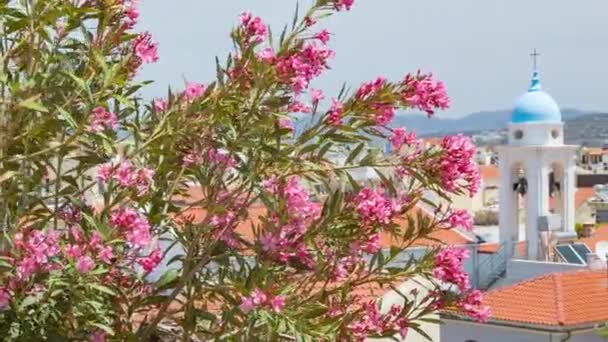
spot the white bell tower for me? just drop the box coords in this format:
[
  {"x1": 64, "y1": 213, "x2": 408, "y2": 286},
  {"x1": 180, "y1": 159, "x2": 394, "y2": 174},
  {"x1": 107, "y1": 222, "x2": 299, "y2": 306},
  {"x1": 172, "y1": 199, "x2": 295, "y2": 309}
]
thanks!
[{"x1": 497, "y1": 52, "x2": 577, "y2": 261}]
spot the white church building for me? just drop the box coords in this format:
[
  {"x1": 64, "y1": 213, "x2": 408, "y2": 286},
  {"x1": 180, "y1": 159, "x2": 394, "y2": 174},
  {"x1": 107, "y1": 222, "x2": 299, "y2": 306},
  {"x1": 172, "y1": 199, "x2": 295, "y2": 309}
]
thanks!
[
  {"x1": 440, "y1": 65, "x2": 608, "y2": 342},
  {"x1": 496, "y1": 68, "x2": 578, "y2": 262}
]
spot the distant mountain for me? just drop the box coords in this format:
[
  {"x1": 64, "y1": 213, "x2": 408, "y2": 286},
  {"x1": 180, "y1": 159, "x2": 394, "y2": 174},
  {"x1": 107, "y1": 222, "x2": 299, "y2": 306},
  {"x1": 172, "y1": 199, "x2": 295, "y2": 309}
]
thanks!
[
  {"x1": 391, "y1": 109, "x2": 591, "y2": 136},
  {"x1": 564, "y1": 113, "x2": 608, "y2": 146}
]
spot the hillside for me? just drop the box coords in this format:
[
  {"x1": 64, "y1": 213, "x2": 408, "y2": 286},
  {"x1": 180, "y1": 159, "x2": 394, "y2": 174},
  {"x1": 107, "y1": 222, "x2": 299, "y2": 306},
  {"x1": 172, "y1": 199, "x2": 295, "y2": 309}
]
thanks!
[{"x1": 391, "y1": 109, "x2": 590, "y2": 136}]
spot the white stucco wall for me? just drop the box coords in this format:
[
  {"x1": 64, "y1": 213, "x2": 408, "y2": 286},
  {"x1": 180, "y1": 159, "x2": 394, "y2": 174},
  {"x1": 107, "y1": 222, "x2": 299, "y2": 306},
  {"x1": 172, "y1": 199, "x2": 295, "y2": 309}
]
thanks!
[{"x1": 441, "y1": 320, "x2": 604, "y2": 342}]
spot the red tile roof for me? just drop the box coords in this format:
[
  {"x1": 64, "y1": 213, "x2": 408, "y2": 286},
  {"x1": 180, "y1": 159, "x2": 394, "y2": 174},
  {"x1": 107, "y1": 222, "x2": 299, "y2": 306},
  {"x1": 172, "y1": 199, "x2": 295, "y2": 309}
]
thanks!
[
  {"x1": 549, "y1": 187, "x2": 596, "y2": 211},
  {"x1": 176, "y1": 205, "x2": 473, "y2": 249},
  {"x1": 481, "y1": 270, "x2": 608, "y2": 327},
  {"x1": 478, "y1": 241, "x2": 526, "y2": 255},
  {"x1": 479, "y1": 165, "x2": 499, "y2": 180}
]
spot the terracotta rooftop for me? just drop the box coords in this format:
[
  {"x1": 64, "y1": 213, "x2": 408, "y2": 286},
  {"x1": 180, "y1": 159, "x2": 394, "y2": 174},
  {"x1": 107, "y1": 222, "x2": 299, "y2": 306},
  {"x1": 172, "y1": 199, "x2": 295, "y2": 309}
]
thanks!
[
  {"x1": 479, "y1": 165, "x2": 499, "y2": 180},
  {"x1": 549, "y1": 187, "x2": 596, "y2": 211},
  {"x1": 176, "y1": 205, "x2": 474, "y2": 249},
  {"x1": 584, "y1": 147, "x2": 606, "y2": 156},
  {"x1": 478, "y1": 241, "x2": 526, "y2": 255},
  {"x1": 479, "y1": 270, "x2": 608, "y2": 327}
]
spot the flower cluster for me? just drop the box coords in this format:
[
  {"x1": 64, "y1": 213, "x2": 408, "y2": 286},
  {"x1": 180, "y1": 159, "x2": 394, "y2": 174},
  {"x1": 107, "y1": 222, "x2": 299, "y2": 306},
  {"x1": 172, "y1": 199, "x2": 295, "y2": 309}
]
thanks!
[
  {"x1": 401, "y1": 72, "x2": 449, "y2": 115},
  {"x1": 326, "y1": 98, "x2": 344, "y2": 126},
  {"x1": 354, "y1": 188, "x2": 400, "y2": 226},
  {"x1": 347, "y1": 302, "x2": 408, "y2": 341},
  {"x1": 259, "y1": 177, "x2": 321, "y2": 268},
  {"x1": 433, "y1": 248, "x2": 470, "y2": 291},
  {"x1": 110, "y1": 207, "x2": 153, "y2": 250},
  {"x1": 334, "y1": 0, "x2": 355, "y2": 11},
  {"x1": 183, "y1": 82, "x2": 205, "y2": 103},
  {"x1": 355, "y1": 77, "x2": 386, "y2": 99},
  {"x1": 12, "y1": 229, "x2": 61, "y2": 281},
  {"x1": 433, "y1": 248, "x2": 490, "y2": 322},
  {"x1": 389, "y1": 127, "x2": 418, "y2": 151},
  {"x1": 88, "y1": 106, "x2": 118, "y2": 132},
  {"x1": 238, "y1": 12, "x2": 267, "y2": 44},
  {"x1": 121, "y1": 0, "x2": 139, "y2": 29},
  {"x1": 446, "y1": 209, "x2": 473, "y2": 231},
  {"x1": 438, "y1": 134, "x2": 480, "y2": 196},
  {"x1": 458, "y1": 289, "x2": 490, "y2": 322},
  {"x1": 133, "y1": 32, "x2": 159, "y2": 64},
  {"x1": 240, "y1": 288, "x2": 285, "y2": 313},
  {"x1": 274, "y1": 43, "x2": 335, "y2": 94},
  {"x1": 97, "y1": 160, "x2": 155, "y2": 196}
]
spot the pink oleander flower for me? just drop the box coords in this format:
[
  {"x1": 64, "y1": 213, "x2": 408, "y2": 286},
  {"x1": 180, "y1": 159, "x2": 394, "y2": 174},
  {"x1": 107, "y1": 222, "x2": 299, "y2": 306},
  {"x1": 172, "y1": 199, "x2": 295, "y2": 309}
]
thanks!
[
  {"x1": 153, "y1": 98, "x2": 168, "y2": 112},
  {"x1": 389, "y1": 127, "x2": 418, "y2": 151},
  {"x1": 97, "y1": 246, "x2": 114, "y2": 264},
  {"x1": 270, "y1": 295, "x2": 286, "y2": 313},
  {"x1": 133, "y1": 32, "x2": 158, "y2": 64},
  {"x1": 310, "y1": 88, "x2": 324, "y2": 103},
  {"x1": 402, "y1": 72, "x2": 449, "y2": 115},
  {"x1": 326, "y1": 98, "x2": 343, "y2": 126},
  {"x1": 356, "y1": 77, "x2": 385, "y2": 99},
  {"x1": 354, "y1": 188, "x2": 399, "y2": 226},
  {"x1": 0, "y1": 287, "x2": 10, "y2": 309},
  {"x1": 76, "y1": 256, "x2": 95, "y2": 274},
  {"x1": 251, "y1": 288, "x2": 267, "y2": 305},
  {"x1": 96, "y1": 164, "x2": 113, "y2": 183},
  {"x1": 370, "y1": 102, "x2": 395, "y2": 126},
  {"x1": 138, "y1": 246, "x2": 162, "y2": 273},
  {"x1": 359, "y1": 233, "x2": 381, "y2": 254},
  {"x1": 288, "y1": 100, "x2": 312, "y2": 113},
  {"x1": 122, "y1": 0, "x2": 139, "y2": 29},
  {"x1": 279, "y1": 118, "x2": 294, "y2": 133},
  {"x1": 184, "y1": 82, "x2": 205, "y2": 102},
  {"x1": 110, "y1": 207, "x2": 152, "y2": 249},
  {"x1": 459, "y1": 289, "x2": 490, "y2": 323},
  {"x1": 240, "y1": 296, "x2": 255, "y2": 313},
  {"x1": 239, "y1": 12, "x2": 267, "y2": 43},
  {"x1": 439, "y1": 134, "x2": 480, "y2": 197},
  {"x1": 447, "y1": 209, "x2": 473, "y2": 231},
  {"x1": 334, "y1": 0, "x2": 354, "y2": 11},
  {"x1": 182, "y1": 150, "x2": 203, "y2": 166},
  {"x1": 206, "y1": 148, "x2": 236, "y2": 168},
  {"x1": 257, "y1": 47, "x2": 275, "y2": 62},
  {"x1": 90, "y1": 330, "x2": 106, "y2": 342},
  {"x1": 14, "y1": 230, "x2": 60, "y2": 281},
  {"x1": 88, "y1": 106, "x2": 118, "y2": 132},
  {"x1": 114, "y1": 160, "x2": 135, "y2": 187},
  {"x1": 88, "y1": 232, "x2": 103, "y2": 251},
  {"x1": 64, "y1": 244, "x2": 83, "y2": 259},
  {"x1": 313, "y1": 29, "x2": 331, "y2": 44},
  {"x1": 275, "y1": 43, "x2": 334, "y2": 94},
  {"x1": 433, "y1": 248, "x2": 470, "y2": 292}
]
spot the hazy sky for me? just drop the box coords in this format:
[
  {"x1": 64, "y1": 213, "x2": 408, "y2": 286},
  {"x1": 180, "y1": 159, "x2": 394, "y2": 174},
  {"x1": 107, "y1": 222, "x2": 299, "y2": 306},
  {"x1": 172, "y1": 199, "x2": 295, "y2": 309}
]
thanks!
[{"x1": 138, "y1": 0, "x2": 608, "y2": 118}]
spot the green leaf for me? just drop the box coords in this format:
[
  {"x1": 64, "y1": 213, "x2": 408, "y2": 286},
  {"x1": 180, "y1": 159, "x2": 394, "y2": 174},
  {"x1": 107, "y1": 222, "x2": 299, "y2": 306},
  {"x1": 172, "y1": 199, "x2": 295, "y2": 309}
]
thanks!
[
  {"x1": 18, "y1": 96, "x2": 48, "y2": 113},
  {"x1": 18, "y1": 295, "x2": 39, "y2": 310},
  {"x1": 155, "y1": 269, "x2": 179, "y2": 290},
  {"x1": 345, "y1": 142, "x2": 364, "y2": 165},
  {"x1": 87, "y1": 283, "x2": 116, "y2": 296},
  {"x1": 90, "y1": 322, "x2": 115, "y2": 335},
  {"x1": 0, "y1": 170, "x2": 16, "y2": 184}
]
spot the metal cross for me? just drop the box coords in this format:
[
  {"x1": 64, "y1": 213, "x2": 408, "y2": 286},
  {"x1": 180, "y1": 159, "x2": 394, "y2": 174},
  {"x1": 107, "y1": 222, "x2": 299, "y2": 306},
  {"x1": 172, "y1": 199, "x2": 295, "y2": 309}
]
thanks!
[{"x1": 530, "y1": 48, "x2": 541, "y2": 70}]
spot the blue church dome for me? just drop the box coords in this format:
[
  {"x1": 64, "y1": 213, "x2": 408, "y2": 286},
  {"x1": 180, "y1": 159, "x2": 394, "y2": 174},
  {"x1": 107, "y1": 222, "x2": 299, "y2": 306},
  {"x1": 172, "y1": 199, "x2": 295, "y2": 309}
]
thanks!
[{"x1": 511, "y1": 71, "x2": 562, "y2": 123}]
